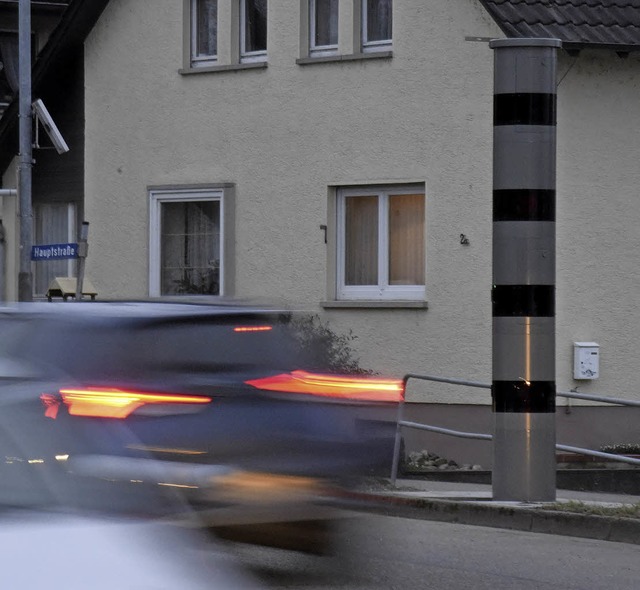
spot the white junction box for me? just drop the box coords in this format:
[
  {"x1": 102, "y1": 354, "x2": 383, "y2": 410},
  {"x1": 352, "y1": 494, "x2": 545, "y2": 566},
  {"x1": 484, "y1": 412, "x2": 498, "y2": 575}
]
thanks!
[{"x1": 573, "y1": 342, "x2": 600, "y2": 380}]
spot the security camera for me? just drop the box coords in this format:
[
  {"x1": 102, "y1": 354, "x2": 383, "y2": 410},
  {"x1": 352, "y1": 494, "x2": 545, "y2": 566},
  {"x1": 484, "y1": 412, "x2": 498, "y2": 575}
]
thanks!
[{"x1": 32, "y1": 99, "x2": 69, "y2": 154}]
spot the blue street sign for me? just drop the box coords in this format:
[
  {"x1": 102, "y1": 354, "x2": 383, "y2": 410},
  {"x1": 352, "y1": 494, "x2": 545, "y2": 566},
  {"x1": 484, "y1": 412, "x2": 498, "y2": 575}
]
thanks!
[{"x1": 31, "y1": 243, "x2": 79, "y2": 261}]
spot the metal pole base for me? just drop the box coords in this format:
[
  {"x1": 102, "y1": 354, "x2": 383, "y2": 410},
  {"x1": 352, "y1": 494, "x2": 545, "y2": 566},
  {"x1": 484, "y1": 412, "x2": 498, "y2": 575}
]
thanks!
[{"x1": 493, "y1": 412, "x2": 556, "y2": 502}]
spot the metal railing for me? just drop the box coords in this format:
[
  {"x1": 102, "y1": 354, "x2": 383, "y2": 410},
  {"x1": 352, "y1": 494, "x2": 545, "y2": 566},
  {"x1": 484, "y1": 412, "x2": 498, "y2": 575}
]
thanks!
[{"x1": 390, "y1": 373, "x2": 640, "y2": 485}]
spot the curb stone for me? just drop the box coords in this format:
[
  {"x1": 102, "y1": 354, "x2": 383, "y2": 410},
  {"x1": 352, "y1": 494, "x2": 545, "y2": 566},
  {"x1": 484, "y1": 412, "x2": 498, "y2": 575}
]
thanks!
[
  {"x1": 401, "y1": 469, "x2": 640, "y2": 495},
  {"x1": 330, "y1": 489, "x2": 640, "y2": 546}
]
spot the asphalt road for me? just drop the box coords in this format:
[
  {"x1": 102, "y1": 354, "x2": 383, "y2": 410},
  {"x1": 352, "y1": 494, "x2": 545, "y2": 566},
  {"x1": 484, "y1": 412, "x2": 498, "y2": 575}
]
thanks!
[{"x1": 227, "y1": 513, "x2": 640, "y2": 589}]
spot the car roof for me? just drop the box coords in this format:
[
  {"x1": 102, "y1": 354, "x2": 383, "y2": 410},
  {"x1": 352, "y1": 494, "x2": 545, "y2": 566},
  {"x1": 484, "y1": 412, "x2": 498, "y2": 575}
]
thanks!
[{"x1": 0, "y1": 299, "x2": 292, "y2": 324}]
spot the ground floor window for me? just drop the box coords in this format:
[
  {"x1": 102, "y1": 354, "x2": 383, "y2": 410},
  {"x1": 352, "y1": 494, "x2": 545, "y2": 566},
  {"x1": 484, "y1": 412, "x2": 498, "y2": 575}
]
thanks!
[
  {"x1": 149, "y1": 188, "x2": 223, "y2": 296},
  {"x1": 337, "y1": 185, "x2": 425, "y2": 300},
  {"x1": 33, "y1": 202, "x2": 77, "y2": 296}
]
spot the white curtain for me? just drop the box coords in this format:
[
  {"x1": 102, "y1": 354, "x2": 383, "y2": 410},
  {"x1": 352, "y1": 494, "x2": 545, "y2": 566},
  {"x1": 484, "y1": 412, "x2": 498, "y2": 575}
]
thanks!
[
  {"x1": 366, "y1": 0, "x2": 392, "y2": 42},
  {"x1": 161, "y1": 201, "x2": 220, "y2": 295},
  {"x1": 345, "y1": 195, "x2": 378, "y2": 286},
  {"x1": 34, "y1": 203, "x2": 76, "y2": 296},
  {"x1": 314, "y1": 0, "x2": 338, "y2": 47},
  {"x1": 196, "y1": 0, "x2": 217, "y2": 57},
  {"x1": 388, "y1": 194, "x2": 424, "y2": 285},
  {"x1": 244, "y1": 0, "x2": 267, "y2": 53}
]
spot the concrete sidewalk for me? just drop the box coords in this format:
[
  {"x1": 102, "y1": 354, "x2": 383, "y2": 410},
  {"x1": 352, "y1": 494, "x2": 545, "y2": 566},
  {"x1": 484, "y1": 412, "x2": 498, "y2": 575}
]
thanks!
[{"x1": 337, "y1": 478, "x2": 640, "y2": 545}]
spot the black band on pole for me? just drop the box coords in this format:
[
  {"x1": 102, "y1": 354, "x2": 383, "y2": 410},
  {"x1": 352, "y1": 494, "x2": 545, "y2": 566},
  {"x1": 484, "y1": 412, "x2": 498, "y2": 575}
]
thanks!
[
  {"x1": 493, "y1": 189, "x2": 555, "y2": 222},
  {"x1": 494, "y1": 93, "x2": 557, "y2": 126},
  {"x1": 492, "y1": 285, "x2": 554, "y2": 317},
  {"x1": 492, "y1": 381, "x2": 556, "y2": 413}
]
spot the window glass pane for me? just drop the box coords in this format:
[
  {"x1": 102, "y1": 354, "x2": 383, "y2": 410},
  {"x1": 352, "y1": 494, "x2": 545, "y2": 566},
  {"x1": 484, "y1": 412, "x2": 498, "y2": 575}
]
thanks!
[
  {"x1": 345, "y1": 196, "x2": 378, "y2": 286},
  {"x1": 160, "y1": 201, "x2": 220, "y2": 295},
  {"x1": 34, "y1": 202, "x2": 76, "y2": 296},
  {"x1": 388, "y1": 194, "x2": 424, "y2": 285},
  {"x1": 195, "y1": 0, "x2": 217, "y2": 57},
  {"x1": 314, "y1": 0, "x2": 338, "y2": 47},
  {"x1": 243, "y1": 0, "x2": 267, "y2": 53},
  {"x1": 366, "y1": 0, "x2": 392, "y2": 43}
]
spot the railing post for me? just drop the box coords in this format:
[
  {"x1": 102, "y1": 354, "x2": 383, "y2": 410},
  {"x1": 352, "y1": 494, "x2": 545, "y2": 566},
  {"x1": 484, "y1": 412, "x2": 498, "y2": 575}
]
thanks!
[{"x1": 390, "y1": 393, "x2": 406, "y2": 486}]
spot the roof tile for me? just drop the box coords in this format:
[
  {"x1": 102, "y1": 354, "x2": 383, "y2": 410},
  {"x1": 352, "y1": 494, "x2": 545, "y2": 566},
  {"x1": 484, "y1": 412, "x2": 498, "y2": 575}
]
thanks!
[{"x1": 480, "y1": 0, "x2": 640, "y2": 48}]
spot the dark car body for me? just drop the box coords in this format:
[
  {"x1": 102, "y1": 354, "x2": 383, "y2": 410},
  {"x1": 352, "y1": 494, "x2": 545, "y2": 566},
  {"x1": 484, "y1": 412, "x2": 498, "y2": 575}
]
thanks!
[
  {"x1": 0, "y1": 390, "x2": 264, "y2": 589},
  {"x1": 0, "y1": 301, "x2": 402, "y2": 483}
]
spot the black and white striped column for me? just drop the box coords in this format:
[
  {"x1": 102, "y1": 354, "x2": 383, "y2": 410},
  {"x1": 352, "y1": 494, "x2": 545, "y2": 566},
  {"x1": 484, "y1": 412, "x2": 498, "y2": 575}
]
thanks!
[{"x1": 490, "y1": 38, "x2": 561, "y2": 502}]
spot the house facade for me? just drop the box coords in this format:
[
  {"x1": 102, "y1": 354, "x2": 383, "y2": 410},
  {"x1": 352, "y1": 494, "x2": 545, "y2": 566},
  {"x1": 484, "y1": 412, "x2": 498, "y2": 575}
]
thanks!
[
  {"x1": 82, "y1": 0, "x2": 497, "y2": 387},
  {"x1": 1, "y1": 0, "x2": 640, "y2": 463}
]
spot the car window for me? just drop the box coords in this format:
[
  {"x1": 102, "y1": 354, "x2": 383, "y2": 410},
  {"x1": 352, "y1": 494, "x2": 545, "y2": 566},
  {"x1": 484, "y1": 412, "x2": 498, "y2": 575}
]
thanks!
[
  {"x1": 0, "y1": 315, "x2": 312, "y2": 382},
  {"x1": 134, "y1": 321, "x2": 302, "y2": 373},
  {"x1": 0, "y1": 317, "x2": 137, "y2": 380}
]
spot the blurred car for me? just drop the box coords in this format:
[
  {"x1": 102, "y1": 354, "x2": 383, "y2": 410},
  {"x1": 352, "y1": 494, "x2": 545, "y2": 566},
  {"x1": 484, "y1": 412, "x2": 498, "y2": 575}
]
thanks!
[
  {"x1": 0, "y1": 518, "x2": 264, "y2": 589},
  {"x1": 0, "y1": 300, "x2": 403, "y2": 551},
  {"x1": 0, "y1": 392, "x2": 264, "y2": 589}
]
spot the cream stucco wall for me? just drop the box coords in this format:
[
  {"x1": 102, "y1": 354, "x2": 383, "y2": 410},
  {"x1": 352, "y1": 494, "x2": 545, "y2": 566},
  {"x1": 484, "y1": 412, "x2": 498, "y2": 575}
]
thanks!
[
  {"x1": 83, "y1": 0, "x2": 640, "y2": 403},
  {"x1": 1, "y1": 163, "x2": 18, "y2": 302},
  {"x1": 555, "y1": 49, "x2": 640, "y2": 402}
]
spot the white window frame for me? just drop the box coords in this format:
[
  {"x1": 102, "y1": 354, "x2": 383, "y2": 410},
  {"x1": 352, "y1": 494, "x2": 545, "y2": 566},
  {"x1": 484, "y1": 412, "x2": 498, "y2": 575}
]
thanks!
[
  {"x1": 336, "y1": 185, "x2": 425, "y2": 301},
  {"x1": 362, "y1": 0, "x2": 392, "y2": 53},
  {"x1": 240, "y1": 0, "x2": 267, "y2": 63},
  {"x1": 190, "y1": 0, "x2": 218, "y2": 67},
  {"x1": 149, "y1": 188, "x2": 225, "y2": 297},
  {"x1": 310, "y1": 0, "x2": 338, "y2": 57}
]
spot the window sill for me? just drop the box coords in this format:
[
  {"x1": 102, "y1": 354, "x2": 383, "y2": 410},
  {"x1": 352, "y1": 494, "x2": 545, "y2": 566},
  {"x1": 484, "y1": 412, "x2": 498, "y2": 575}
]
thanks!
[
  {"x1": 320, "y1": 300, "x2": 428, "y2": 309},
  {"x1": 296, "y1": 51, "x2": 393, "y2": 66},
  {"x1": 179, "y1": 62, "x2": 268, "y2": 75}
]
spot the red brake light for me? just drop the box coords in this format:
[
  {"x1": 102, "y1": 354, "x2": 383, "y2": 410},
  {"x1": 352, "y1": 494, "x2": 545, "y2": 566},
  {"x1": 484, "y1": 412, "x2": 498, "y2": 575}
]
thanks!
[
  {"x1": 233, "y1": 325, "x2": 273, "y2": 332},
  {"x1": 42, "y1": 388, "x2": 211, "y2": 419},
  {"x1": 245, "y1": 370, "x2": 404, "y2": 402}
]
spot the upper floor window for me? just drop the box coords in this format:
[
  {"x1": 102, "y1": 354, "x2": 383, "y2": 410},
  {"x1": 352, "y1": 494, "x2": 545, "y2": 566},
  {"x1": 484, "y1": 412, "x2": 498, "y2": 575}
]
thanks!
[
  {"x1": 362, "y1": 0, "x2": 392, "y2": 52},
  {"x1": 310, "y1": 0, "x2": 338, "y2": 56},
  {"x1": 191, "y1": 0, "x2": 217, "y2": 67},
  {"x1": 337, "y1": 185, "x2": 425, "y2": 301},
  {"x1": 241, "y1": 0, "x2": 267, "y2": 62}
]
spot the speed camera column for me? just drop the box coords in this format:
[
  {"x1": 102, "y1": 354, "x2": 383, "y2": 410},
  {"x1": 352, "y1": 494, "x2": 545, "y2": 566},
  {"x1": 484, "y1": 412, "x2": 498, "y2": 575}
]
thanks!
[{"x1": 490, "y1": 38, "x2": 561, "y2": 502}]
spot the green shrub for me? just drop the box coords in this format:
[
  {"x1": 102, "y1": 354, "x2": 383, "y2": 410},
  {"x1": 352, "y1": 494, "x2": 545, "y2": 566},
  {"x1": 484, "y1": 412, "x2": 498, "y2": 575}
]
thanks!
[{"x1": 289, "y1": 314, "x2": 372, "y2": 375}]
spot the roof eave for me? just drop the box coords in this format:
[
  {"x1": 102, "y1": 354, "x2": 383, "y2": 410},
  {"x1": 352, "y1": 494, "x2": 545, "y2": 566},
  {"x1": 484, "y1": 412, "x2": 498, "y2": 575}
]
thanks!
[
  {"x1": 0, "y1": 0, "x2": 111, "y2": 173},
  {"x1": 561, "y1": 41, "x2": 640, "y2": 54}
]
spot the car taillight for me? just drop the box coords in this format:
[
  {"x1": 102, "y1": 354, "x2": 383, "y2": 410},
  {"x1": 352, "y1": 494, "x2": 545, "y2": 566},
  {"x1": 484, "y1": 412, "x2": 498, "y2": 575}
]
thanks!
[
  {"x1": 41, "y1": 388, "x2": 211, "y2": 419},
  {"x1": 245, "y1": 370, "x2": 404, "y2": 402},
  {"x1": 233, "y1": 325, "x2": 273, "y2": 332}
]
